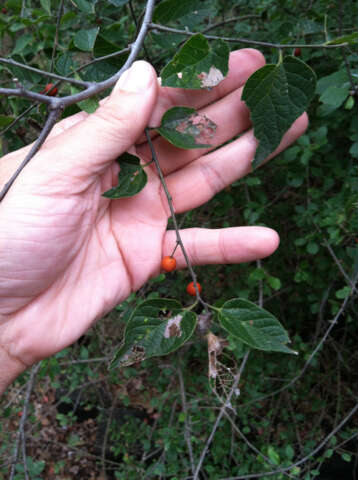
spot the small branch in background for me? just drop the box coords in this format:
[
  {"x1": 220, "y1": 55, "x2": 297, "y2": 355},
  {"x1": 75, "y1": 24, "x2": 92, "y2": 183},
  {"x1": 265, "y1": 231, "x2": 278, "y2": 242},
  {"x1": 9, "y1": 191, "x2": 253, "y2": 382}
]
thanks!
[
  {"x1": 323, "y1": 239, "x2": 358, "y2": 293},
  {"x1": 0, "y1": 58, "x2": 90, "y2": 88},
  {"x1": 192, "y1": 352, "x2": 250, "y2": 480},
  {"x1": 243, "y1": 272, "x2": 358, "y2": 407},
  {"x1": 219, "y1": 402, "x2": 358, "y2": 480},
  {"x1": 222, "y1": 412, "x2": 295, "y2": 479},
  {"x1": 100, "y1": 405, "x2": 114, "y2": 478},
  {"x1": 178, "y1": 363, "x2": 195, "y2": 476},
  {"x1": 9, "y1": 363, "x2": 41, "y2": 480},
  {"x1": 148, "y1": 23, "x2": 349, "y2": 49},
  {"x1": 50, "y1": 0, "x2": 65, "y2": 73},
  {"x1": 202, "y1": 15, "x2": 261, "y2": 34}
]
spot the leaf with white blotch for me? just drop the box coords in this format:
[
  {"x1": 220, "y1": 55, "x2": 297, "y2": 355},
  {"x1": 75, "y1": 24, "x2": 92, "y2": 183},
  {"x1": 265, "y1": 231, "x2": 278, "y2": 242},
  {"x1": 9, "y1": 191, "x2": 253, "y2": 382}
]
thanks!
[
  {"x1": 156, "y1": 106, "x2": 217, "y2": 149},
  {"x1": 160, "y1": 34, "x2": 229, "y2": 90},
  {"x1": 219, "y1": 298, "x2": 297, "y2": 354},
  {"x1": 110, "y1": 299, "x2": 197, "y2": 368},
  {"x1": 242, "y1": 56, "x2": 316, "y2": 169},
  {"x1": 102, "y1": 153, "x2": 147, "y2": 199}
]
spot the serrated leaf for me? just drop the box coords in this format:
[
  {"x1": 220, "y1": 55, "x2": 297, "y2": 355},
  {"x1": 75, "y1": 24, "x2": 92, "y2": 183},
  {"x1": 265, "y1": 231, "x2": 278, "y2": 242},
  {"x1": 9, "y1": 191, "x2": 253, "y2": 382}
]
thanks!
[
  {"x1": 110, "y1": 299, "x2": 197, "y2": 368},
  {"x1": 161, "y1": 33, "x2": 229, "y2": 90},
  {"x1": 156, "y1": 106, "x2": 216, "y2": 149},
  {"x1": 242, "y1": 56, "x2": 316, "y2": 169},
  {"x1": 218, "y1": 298, "x2": 296, "y2": 354},
  {"x1": 325, "y1": 31, "x2": 358, "y2": 45},
  {"x1": 102, "y1": 153, "x2": 147, "y2": 198},
  {"x1": 74, "y1": 28, "x2": 99, "y2": 52},
  {"x1": 153, "y1": 0, "x2": 197, "y2": 24}
]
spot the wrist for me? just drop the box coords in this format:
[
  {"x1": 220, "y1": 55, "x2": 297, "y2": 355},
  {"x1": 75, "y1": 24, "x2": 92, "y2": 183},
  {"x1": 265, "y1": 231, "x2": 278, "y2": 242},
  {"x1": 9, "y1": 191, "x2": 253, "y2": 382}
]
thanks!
[{"x1": 0, "y1": 344, "x2": 27, "y2": 395}]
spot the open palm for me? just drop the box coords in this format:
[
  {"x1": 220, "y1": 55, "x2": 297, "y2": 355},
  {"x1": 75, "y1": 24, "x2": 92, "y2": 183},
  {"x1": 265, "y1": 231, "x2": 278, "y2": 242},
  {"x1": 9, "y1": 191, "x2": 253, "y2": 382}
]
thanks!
[{"x1": 0, "y1": 50, "x2": 307, "y2": 371}]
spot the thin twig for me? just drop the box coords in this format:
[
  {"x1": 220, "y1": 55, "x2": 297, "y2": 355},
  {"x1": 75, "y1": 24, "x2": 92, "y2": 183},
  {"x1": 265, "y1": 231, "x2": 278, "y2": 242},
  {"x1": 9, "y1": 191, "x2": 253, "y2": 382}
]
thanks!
[
  {"x1": 148, "y1": 23, "x2": 348, "y2": 49},
  {"x1": 144, "y1": 128, "x2": 207, "y2": 309},
  {"x1": 218, "y1": 401, "x2": 358, "y2": 480},
  {"x1": 222, "y1": 411, "x2": 295, "y2": 479},
  {"x1": 241, "y1": 273, "x2": 358, "y2": 407},
  {"x1": 50, "y1": 0, "x2": 65, "y2": 73},
  {"x1": 202, "y1": 15, "x2": 261, "y2": 34},
  {"x1": 323, "y1": 239, "x2": 358, "y2": 293},
  {"x1": 100, "y1": 405, "x2": 114, "y2": 478},
  {"x1": 178, "y1": 363, "x2": 195, "y2": 476},
  {"x1": 192, "y1": 352, "x2": 250, "y2": 480},
  {"x1": 9, "y1": 363, "x2": 41, "y2": 480},
  {"x1": 0, "y1": 58, "x2": 90, "y2": 88}
]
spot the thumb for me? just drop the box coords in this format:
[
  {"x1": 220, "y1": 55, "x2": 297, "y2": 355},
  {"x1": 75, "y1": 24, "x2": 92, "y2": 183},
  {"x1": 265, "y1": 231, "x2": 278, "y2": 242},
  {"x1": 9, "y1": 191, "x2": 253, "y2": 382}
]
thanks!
[{"x1": 42, "y1": 61, "x2": 158, "y2": 177}]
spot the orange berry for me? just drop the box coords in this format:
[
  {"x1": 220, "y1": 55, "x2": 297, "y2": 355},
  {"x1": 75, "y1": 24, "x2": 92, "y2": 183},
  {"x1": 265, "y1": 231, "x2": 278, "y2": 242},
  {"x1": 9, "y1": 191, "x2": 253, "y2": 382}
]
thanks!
[
  {"x1": 186, "y1": 281, "x2": 202, "y2": 296},
  {"x1": 42, "y1": 83, "x2": 58, "y2": 96},
  {"x1": 161, "y1": 256, "x2": 176, "y2": 272}
]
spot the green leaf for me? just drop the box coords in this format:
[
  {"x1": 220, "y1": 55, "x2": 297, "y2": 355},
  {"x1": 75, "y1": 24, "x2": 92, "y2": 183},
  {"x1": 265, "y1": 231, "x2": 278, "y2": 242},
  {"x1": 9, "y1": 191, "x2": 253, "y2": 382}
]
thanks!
[
  {"x1": 161, "y1": 33, "x2": 229, "y2": 89},
  {"x1": 325, "y1": 31, "x2": 358, "y2": 45},
  {"x1": 335, "y1": 286, "x2": 351, "y2": 299},
  {"x1": 267, "y1": 445, "x2": 280, "y2": 465},
  {"x1": 102, "y1": 153, "x2": 147, "y2": 198},
  {"x1": 39, "y1": 0, "x2": 51, "y2": 15},
  {"x1": 74, "y1": 28, "x2": 99, "y2": 51},
  {"x1": 0, "y1": 115, "x2": 14, "y2": 127},
  {"x1": 267, "y1": 275, "x2": 281, "y2": 290},
  {"x1": 12, "y1": 33, "x2": 32, "y2": 55},
  {"x1": 319, "y1": 85, "x2": 349, "y2": 109},
  {"x1": 153, "y1": 0, "x2": 197, "y2": 24},
  {"x1": 56, "y1": 53, "x2": 77, "y2": 76},
  {"x1": 242, "y1": 56, "x2": 316, "y2": 168},
  {"x1": 316, "y1": 70, "x2": 349, "y2": 95},
  {"x1": 70, "y1": 81, "x2": 99, "y2": 113},
  {"x1": 156, "y1": 106, "x2": 216, "y2": 149},
  {"x1": 306, "y1": 242, "x2": 319, "y2": 254},
  {"x1": 71, "y1": 0, "x2": 95, "y2": 14},
  {"x1": 218, "y1": 298, "x2": 297, "y2": 354},
  {"x1": 110, "y1": 299, "x2": 197, "y2": 368}
]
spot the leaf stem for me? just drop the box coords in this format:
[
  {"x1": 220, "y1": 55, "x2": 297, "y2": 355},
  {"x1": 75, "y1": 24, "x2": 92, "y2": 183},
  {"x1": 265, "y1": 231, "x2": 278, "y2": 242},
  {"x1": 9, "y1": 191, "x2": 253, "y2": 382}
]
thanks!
[{"x1": 144, "y1": 128, "x2": 208, "y2": 310}]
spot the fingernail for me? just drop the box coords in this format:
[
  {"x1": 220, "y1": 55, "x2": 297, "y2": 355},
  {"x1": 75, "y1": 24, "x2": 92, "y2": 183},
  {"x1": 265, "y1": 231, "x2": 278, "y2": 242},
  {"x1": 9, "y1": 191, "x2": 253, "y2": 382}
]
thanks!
[{"x1": 115, "y1": 61, "x2": 153, "y2": 93}]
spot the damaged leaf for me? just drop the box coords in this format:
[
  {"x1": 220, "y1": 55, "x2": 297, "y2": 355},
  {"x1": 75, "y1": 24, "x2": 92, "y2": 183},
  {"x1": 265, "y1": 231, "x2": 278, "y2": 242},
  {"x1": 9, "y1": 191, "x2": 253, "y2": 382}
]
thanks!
[
  {"x1": 219, "y1": 298, "x2": 297, "y2": 354},
  {"x1": 156, "y1": 106, "x2": 217, "y2": 149},
  {"x1": 102, "y1": 152, "x2": 147, "y2": 198},
  {"x1": 160, "y1": 33, "x2": 229, "y2": 89},
  {"x1": 110, "y1": 299, "x2": 197, "y2": 368}
]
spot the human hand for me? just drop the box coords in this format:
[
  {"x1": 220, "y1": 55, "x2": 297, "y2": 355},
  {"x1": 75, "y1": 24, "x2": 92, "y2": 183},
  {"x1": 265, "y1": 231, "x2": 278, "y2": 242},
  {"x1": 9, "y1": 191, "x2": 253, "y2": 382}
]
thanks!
[{"x1": 0, "y1": 49, "x2": 308, "y2": 391}]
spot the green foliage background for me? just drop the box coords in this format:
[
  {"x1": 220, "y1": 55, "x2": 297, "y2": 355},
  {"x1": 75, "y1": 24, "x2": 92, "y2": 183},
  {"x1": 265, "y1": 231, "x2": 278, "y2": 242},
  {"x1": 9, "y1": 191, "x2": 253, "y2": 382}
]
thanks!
[{"x1": 0, "y1": 0, "x2": 357, "y2": 478}]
